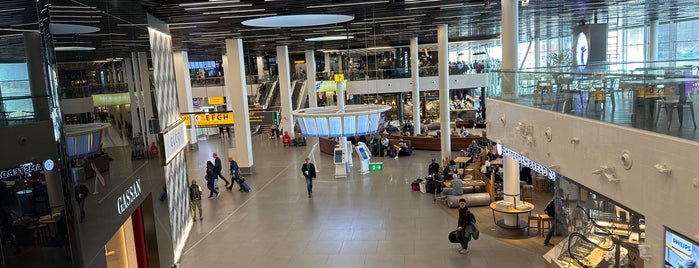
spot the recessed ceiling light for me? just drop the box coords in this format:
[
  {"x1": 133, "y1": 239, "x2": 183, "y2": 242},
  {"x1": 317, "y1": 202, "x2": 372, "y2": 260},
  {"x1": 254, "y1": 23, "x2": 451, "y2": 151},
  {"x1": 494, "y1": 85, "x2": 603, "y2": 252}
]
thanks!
[
  {"x1": 49, "y1": 23, "x2": 100, "y2": 34},
  {"x1": 305, "y1": 36, "x2": 354, "y2": 42},
  {"x1": 55, "y1": 46, "x2": 96, "y2": 51},
  {"x1": 242, "y1": 14, "x2": 353, "y2": 28}
]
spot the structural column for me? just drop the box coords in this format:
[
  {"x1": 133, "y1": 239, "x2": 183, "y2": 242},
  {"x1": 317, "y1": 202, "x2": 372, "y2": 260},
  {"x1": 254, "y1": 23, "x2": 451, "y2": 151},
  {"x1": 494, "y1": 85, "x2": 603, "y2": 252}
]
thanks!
[
  {"x1": 24, "y1": 32, "x2": 50, "y2": 121},
  {"x1": 221, "y1": 56, "x2": 234, "y2": 111},
  {"x1": 503, "y1": 155, "x2": 521, "y2": 226},
  {"x1": 224, "y1": 39, "x2": 255, "y2": 174},
  {"x1": 324, "y1": 53, "x2": 331, "y2": 78},
  {"x1": 173, "y1": 51, "x2": 198, "y2": 149},
  {"x1": 501, "y1": 0, "x2": 519, "y2": 99},
  {"x1": 305, "y1": 50, "x2": 318, "y2": 108},
  {"x1": 276, "y1": 45, "x2": 294, "y2": 139},
  {"x1": 649, "y1": 20, "x2": 659, "y2": 65},
  {"x1": 410, "y1": 36, "x2": 421, "y2": 135},
  {"x1": 438, "y1": 24, "x2": 451, "y2": 161},
  {"x1": 256, "y1": 56, "x2": 265, "y2": 81}
]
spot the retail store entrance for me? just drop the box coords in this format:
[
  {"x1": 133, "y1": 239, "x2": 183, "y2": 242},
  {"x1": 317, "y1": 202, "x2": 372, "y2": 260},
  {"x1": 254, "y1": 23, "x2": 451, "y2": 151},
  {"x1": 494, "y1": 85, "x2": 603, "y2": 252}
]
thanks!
[{"x1": 105, "y1": 206, "x2": 149, "y2": 268}]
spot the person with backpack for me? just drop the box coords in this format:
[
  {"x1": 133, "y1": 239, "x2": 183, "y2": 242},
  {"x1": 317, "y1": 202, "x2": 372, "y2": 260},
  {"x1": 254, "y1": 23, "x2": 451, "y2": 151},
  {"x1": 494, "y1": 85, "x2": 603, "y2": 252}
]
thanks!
[
  {"x1": 456, "y1": 198, "x2": 478, "y2": 254},
  {"x1": 544, "y1": 188, "x2": 566, "y2": 246},
  {"x1": 205, "y1": 161, "x2": 219, "y2": 199},
  {"x1": 189, "y1": 179, "x2": 203, "y2": 222}
]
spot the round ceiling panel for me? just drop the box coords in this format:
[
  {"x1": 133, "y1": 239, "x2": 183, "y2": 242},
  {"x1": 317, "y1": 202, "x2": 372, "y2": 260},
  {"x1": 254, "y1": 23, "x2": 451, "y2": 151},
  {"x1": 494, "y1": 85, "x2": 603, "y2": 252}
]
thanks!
[{"x1": 242, "y1": 14, "x2": 353, "y2": 28}]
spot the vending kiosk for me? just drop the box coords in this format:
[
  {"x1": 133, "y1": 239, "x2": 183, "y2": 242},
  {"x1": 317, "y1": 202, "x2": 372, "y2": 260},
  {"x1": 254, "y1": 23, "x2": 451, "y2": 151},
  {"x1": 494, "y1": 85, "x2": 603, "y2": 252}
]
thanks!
[
  {"x1": 354, "y1": 142, "x2": 371, "y2": 175},
  {"x1": 334, "y1": 148, "x2": 346, "y2": 177}
]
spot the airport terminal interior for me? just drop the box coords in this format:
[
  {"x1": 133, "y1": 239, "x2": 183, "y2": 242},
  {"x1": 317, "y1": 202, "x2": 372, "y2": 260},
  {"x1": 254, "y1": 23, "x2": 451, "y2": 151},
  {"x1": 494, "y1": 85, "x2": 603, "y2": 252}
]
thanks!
[{"x1": 1, "y1": 0, "x2": 699, "y2": 267}]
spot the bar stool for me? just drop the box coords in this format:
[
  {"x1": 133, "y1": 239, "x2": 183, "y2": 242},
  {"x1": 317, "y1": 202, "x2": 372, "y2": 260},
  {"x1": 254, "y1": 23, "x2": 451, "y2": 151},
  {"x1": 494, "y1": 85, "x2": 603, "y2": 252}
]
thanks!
[
  {"x1": 539, "y1": 214, "x2": 553, "y2": 237},
  {"x1": 527, "y1": 213, "x2": 540, "y2": 235}
]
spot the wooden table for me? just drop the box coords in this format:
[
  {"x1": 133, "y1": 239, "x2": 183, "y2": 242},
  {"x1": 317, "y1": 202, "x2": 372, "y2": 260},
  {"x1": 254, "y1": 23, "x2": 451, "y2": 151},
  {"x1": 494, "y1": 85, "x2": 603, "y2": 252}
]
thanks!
[
  {"x1": 453, "y1": 156, "x2": 471, "y2": 163},
  {"x1": 489, "y1": 201, "x2": 535, "y2": 230}
]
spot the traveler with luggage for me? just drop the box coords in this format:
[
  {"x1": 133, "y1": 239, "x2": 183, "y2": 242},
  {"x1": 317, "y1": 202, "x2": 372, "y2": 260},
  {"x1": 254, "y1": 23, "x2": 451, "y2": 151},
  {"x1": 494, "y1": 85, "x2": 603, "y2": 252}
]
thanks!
[
  {"x1": 189, "y1": 179, "x2": 203, "y2": 221},
  {"x1": 455, "y1": 198, "x2": 478, "y2": 254}
]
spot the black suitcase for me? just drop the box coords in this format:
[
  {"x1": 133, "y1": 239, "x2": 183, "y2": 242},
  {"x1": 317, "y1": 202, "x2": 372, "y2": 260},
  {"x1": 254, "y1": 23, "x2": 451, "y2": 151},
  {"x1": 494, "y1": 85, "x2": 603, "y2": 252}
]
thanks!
[{"x1": 448, "y1": 230, "x2": 460, "y2": 243}]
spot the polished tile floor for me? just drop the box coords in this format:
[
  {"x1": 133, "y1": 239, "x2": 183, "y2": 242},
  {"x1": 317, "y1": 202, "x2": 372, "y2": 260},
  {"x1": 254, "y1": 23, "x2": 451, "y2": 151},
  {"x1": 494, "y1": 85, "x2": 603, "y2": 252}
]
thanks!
[{"x1": 178, "y1": 133, "x2": 548, "y2": 268}]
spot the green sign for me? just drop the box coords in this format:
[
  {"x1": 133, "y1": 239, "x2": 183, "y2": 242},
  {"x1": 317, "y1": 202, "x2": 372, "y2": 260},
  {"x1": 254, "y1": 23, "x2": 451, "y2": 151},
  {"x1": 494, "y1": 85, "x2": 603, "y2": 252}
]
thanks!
[{"x1": 369, "y1": 162, "x2": 383, "y2": 171}]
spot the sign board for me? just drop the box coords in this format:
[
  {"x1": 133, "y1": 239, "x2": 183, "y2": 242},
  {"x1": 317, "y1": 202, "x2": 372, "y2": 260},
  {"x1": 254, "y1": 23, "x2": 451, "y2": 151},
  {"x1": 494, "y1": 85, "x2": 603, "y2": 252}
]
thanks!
[
  {"x1": 193, "y1": 112, "x2": 234, "y2": 127},
  {"x1": 334, "y1": 73, "x2": 344, "y2": 82},
  {"x1": 158, "y1": 120, "x2": 188, "y2": 165},
  {"x1": 192, "y1": 98, "x2": 199, "y2": 106},
  {"x1": 208, "y1": 96, "x2": 225, "y2": 105},
  {"x1": 369, "y1": 162, "x2": 383, "y2": 171},
  {"x1": 249, "y1": 111, "x2": 278, "y2": 126},
  {"x1": 93, "y1": 93, "x2": 130, "y2": 106},
  {"x1": 334, "y1": 148, "x2": 345, "y2": 164},
  {"x1": 117, "y1": 179, "x2": 142, "y2": 215}
]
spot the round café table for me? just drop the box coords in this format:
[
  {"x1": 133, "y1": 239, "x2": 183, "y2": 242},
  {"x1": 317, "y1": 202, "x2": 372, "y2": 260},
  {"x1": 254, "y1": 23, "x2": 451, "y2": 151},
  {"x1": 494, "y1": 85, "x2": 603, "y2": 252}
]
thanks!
[{"x1": 489, "y1": 201, "x2": 535, "y2": 230}]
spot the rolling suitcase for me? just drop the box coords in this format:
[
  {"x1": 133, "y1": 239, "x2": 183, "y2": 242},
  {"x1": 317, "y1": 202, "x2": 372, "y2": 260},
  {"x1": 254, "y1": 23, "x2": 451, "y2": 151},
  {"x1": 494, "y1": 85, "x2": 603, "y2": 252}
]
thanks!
[{"x1": 236, "y1": 177, "x2": 251, "y2": 192}]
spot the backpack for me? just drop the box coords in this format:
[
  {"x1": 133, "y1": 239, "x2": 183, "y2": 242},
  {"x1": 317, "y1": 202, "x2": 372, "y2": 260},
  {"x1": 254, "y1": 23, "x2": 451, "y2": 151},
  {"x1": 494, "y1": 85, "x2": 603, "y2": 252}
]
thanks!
[
  {"x1": 545, "y1": 199, "x2": 555, "y2": 217},
  {"x1": 189, "y1": 185, "x2": 201, "y2": 200}
]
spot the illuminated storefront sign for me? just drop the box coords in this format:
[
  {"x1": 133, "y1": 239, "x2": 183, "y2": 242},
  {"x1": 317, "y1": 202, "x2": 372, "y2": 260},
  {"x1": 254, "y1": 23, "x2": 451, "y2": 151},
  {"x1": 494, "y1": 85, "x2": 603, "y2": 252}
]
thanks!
[
  {"x1": 117, "y1": 179, "x2": 142, "y2": 215},
  {"x1": 159, "y1": 120, "x2": 188, "y2": 165},
  {"x1": 0, "y1": 162, "x2": 43, "y2": 179},
  {"x1": 501, "y1": 147, "x2": 556, "y2": 181},
  {"x1": 93, "y1": 93, "x2": 130, "y2": 106}
]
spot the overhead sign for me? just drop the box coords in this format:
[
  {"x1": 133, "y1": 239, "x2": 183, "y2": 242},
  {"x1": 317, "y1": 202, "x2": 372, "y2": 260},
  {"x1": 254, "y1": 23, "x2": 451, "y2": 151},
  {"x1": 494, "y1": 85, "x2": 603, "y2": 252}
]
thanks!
[
  {"x1": 249, "y1": 111, "x2": 278, "y2": 126},
  {"x1": 93, "y1": 93, "x2": 130, "y2": 106},
  {"x1": 334, "y1": 73, "x2": 344, "y2": 82},
  {"x1": 208, "y1": 96, "x2": 225, "y2": 105},
  {"x1": 159, "y1": 120, "x2": 188, "y2": 165},
  {"x1": 197, "y1": 112, "x2": 234, "y2": 127}
]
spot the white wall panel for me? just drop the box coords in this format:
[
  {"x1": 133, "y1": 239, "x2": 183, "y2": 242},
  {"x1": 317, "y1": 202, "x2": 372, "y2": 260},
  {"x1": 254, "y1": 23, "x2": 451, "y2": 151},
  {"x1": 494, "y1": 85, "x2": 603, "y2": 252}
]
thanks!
[{"x1": 486, "y1": 99, "x2": 699, "y2": 267}]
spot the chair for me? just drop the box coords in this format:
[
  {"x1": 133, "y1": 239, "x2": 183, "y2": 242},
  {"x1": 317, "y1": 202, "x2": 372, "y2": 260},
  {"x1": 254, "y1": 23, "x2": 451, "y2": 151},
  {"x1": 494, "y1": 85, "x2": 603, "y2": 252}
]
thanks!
[
  {"x1": 538, "y1": 214, "x2": 553, "y2": 237},
  {"x1": 527, "y1": 214, "x2": 540, "y2": 234},
  {"x1": 654, "y1": 88, "x2": 697, "y2": 129}
]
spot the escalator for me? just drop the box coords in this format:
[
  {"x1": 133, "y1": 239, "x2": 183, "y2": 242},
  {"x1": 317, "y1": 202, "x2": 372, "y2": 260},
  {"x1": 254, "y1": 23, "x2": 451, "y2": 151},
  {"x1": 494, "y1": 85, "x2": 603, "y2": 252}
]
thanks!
[{"x1": 291, "y1": 80, "x2": 308, "y2": 110}]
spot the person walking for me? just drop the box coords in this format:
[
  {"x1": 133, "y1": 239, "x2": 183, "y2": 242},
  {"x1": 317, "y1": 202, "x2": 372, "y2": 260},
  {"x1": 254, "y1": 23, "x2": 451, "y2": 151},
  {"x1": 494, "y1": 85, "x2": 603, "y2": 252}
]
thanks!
[
  {"x1": 189, "y1": 179, "x2": 203, "y2": 221},
  {"x1": 301, "y1": 157, "x2": 316, "y2": 198},
  {"x1": 205, "y1": 161, "x2": 219, "y2": 199},
  {"x1": 544, "y1": 189, "x2": 566, "y2": 246},
  {"x1": 226, "y1": 157, "x2": 240, "y2": 191},
  {"x1": 75, "y1": 183, "x2": 89, "y2": 223},
  {"x1": 456, "y1": 198, "x2": 478, "y2": 254},
  {"x1": 212, "y1": 153, "x2": 230, "y2": 188}
]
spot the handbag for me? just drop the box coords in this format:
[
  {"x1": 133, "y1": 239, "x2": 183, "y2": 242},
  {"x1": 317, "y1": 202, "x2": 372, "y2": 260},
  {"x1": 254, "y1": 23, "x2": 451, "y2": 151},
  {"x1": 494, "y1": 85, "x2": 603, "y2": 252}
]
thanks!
[{"x1": 448, "y1": 230, "x2": 460, "y2": 243}]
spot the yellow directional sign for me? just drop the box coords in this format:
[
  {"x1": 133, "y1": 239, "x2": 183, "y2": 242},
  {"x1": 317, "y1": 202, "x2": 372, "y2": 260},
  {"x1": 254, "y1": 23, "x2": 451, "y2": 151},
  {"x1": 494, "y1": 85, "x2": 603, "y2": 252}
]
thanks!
[
  {"x1": 334, "y1": 73, "x2": 344, "y2": 82},
  {"x1": 208, "y1": 96, "x2": 225, "y2": 105},
  {"x1": 180, "y1": 112, "x2": 234, "y2": 127}
]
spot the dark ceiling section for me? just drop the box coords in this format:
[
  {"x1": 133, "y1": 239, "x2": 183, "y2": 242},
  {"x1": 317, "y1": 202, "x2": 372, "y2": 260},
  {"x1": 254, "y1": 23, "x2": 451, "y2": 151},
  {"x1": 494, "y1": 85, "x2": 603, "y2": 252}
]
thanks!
[
  {"x1": 5, "y1": 0, "x2": 699, "y2": 64},
  {"x1": 0, "y1": 1, "x2": 40, "y2": 62}
]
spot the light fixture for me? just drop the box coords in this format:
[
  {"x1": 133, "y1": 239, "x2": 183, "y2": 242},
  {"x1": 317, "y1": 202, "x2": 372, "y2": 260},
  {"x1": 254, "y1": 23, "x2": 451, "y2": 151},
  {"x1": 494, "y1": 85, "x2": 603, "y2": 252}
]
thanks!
[
  {"x1": 304, "y1": 35, "x2": 354, "y2": 42},
  {"x1": 242, "y1": 14, "x2": 354, "y2": 28},
  {"x1": 55, "y1": 46, "x2": 96, "y2": 51},
  {"x1": 49, "y1": 23, "x2": 100, "y2": 34}
]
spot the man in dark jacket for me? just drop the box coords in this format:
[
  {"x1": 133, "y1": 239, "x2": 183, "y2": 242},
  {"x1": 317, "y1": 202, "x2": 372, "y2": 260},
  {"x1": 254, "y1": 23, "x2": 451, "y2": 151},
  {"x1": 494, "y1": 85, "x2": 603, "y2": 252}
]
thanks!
[
  {"x1": 456, "y1": 198, "x2": 477, "y2": 254},
  {"x1": 227, "y1": 157, "x2": 241, "y2": 191},
  {"x1": 301, "y1": 158, "x2": 316, "y2": 198},
  {"x1": 212, "y1": 153, "x2": 230, "y2": 188},
  {"x1": 428, "y1": 158, "x2": 440, "y2": 176},
  {"x1": 75, "y1": 183, "x2": 89, "y2": 223}
]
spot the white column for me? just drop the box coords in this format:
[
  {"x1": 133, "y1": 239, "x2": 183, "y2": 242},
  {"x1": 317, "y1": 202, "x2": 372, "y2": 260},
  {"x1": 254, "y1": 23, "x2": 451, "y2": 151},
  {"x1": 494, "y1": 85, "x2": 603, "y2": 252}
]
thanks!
[
  {"x1": 137, "y1": 52, "x2": 156, "y2": 145},
  {"x1": 337, "y1": 54, "x2": 343, "y2": 73},
  {"x1": 305, "y1": 50, "x2": 318, "y2": 108},
  {"x1": 173, "y1": 51, "x2": 198, "y2": 148},
  {"x1": 276, "y1": 45, "x2": 295, "y2": 139},
  {"x1": 534, "y1": 37, "x2": 540, "y2": 68},
  {"x1": 503, "y1": 155, "x2": 521, "y2": 226},
  {"x1": 336, "y1": 80, "x2": 350, "y2": 172},
  {"x1": 501, "y1": 0, "x2": 519, "y2": 99},
  {"x1": 221, "y1": 55, "x2": 234, "y2": 111},
  {"x1": 124, "y1": 56, "x2": 140, "y2": 137},
  {"x1": 649, "y1": 20, "x2": 659, "y2": 64},
  {"x1": 256, "y1": 56, "x2": 265, "y2": 81},
  {"x1": 225, "y1": 39, "x2": 255, "y2": 174},
  {"x1": 438, "y1": 24, "x2": 451, "y2": 161},
  {"x1": 410, "y1": 37, "x2": 421, "y2": 135},
  {"x1": 324, "y1": 53, "x2": 331, "y2": 78}
]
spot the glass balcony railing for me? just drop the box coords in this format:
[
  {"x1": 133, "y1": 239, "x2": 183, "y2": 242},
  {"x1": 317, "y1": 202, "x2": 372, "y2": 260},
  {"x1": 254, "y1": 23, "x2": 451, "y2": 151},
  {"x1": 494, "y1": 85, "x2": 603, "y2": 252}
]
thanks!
[{"x1": 491, "y1": 63, "x2": 699, "y2": 143}]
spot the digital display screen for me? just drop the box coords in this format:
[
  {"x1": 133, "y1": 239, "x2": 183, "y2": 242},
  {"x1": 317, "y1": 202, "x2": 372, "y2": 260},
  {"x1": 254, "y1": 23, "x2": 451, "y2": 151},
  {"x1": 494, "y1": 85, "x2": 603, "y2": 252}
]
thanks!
[
  {"x1": 316, "y1": 117, "x2": 329, "y2": 136},
  {"x1": 334, "y1": 149, "x2": 344, "y2": 164},
  {"x1": 357, "y1": 115, "x2": 369, "y2": 135},
  {"x1": 369, "y1": 113, "x2": 380, "y2": 133},
  {"x1": 343, "y1": 116, "x2": 355, "y2": 136},
  {"x1": 356, "y1": 144, "x2": 370, "y2": 161},
  {"x1": 304, "y1": 117, "x2": 317, "y2": 136},
  {"x1": 329, "y1": 117, "x2": 342, "y2": 137},
  {"x1": 296, "y1": 118, "x2": 307, "y2": 135},
  {"x1": 665, "y1": 228, "x2": 699, "y2": 267}
]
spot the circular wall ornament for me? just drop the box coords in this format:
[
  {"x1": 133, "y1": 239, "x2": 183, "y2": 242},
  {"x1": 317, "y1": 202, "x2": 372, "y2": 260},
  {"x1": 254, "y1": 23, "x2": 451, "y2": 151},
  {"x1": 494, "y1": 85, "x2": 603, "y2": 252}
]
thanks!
[
  {"x1": 621, "y1": 150, "x2": 633, "y2": 170},
  {"x1": 544, "y1": 127, "x2": 552, "y2": 142}
]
